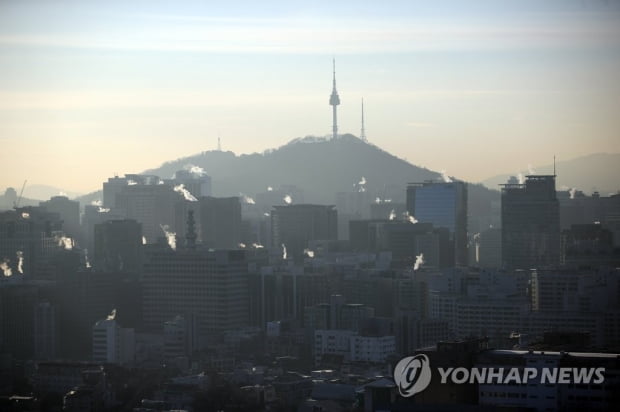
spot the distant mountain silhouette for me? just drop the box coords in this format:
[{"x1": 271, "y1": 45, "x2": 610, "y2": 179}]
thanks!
[
  {"x1": 145, "y1": 134, "x2": 445, "y2": 203},
  {"x1": 0, "y1": 184, "x2": 83, "y2": 211},
  {"x1": 144, "y1": 134, "x2": 499, "y2": 226},
  {"x1": 73, "y1": 134, "x2": 499, "y2": 227},
  {"x1": 480, "y1": 153, "x2": 620, "y2": 195}
]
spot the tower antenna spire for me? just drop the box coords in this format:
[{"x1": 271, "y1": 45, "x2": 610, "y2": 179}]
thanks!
[
  {"x1": 329, "y1": 58, "x2": 340, "y2": 140},
  {"x1": 360, "y1": 98, "x2": 367, "y2": 142}
]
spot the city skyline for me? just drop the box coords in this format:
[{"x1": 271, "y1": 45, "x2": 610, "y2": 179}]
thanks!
[{"x1": 1, "y1": 0, "x2": 620, "y2": 194}]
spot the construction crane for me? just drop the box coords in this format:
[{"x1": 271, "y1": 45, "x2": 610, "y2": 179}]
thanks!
[{"x1": 13, "y1": 180, "x2": 27, "y2": 209}]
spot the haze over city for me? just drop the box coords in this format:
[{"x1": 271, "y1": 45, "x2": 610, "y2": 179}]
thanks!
[
  {"x1": 3, "y1": 2, "x2": 620, "y2": 411},
  {"x1": 1, "y1": 0, "x2": 620, "y2": 194}
]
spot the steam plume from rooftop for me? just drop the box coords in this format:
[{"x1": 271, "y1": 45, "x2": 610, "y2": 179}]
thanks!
[
  {"x1": 174, "y1": 184, "x2": 198, "y2": 202},
  {"x1": 16, "y1": 251, "x2": 23, "y2": 274},
  {"x1": 240, "y1": 193, "x2": 255, "y2": 204},
  {"x1": 159, "y1": 224, "x2": 176, "y2": 250},
  {"x1": 1, "y1": 259, "x2": 12, "y2": 277},
  {"x1": 185, "y1": 164, "x2": 206, "y2": 177},
  {"x1": 414, "y1": 253, "x2": 425, "y2": 271}
]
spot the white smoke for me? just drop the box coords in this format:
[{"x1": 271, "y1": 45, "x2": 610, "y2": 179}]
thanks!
[
  {"x1": 304, "y1": 248, "x2": 315, "y2": 258},
  {"x1": 267, "y1": 186, "x2": 273, "y2": 192},
  {"x1": 107, "y1": 309, "x2": 116, "y2": 321},
  {"x1": 91, "y1": 199, "x2": 103, "y2": 206},
  {"x1": 84, "y1": 248, "x2": 91, "y2": 269},
  {"x1": 264, "y1": 212, "x2": 270, "y2": 217},
  {"x1": 375, "y1": 197, "x2": 381, "y2": 204},
  {"x1": 174, "y1": 184, "x2": 198, "y2": 202},
  {"x1": 16, "y1": 251, "x2": 24, "y2": 274},
  {"x1": 240, "y1": 193, "x2": 256, "y2": 204},
  {"x1": 59, "y1": 191, "x2": 67, "y2": 196},
  {"x1": 185, "y1": 164, "x2": 206, "y2": 177},
  {"x1": 21, "y1": 212, "x2": 30, "y2": 219},
  {"x1": 160, "y1": 224, "x2": 176, "y2": 250},
  {"x1": 157, "y1": 179, "x2": 165, "y2": 185},
  {"x1": 57, "y1": 236, "x2": 73, "y2": 250},
  {"x1": 527, "y1": 164, "x2": 536, "y2": 175},
  {"x1": 142, "y1": 236, "x2": 147, "y2": 245},
  {"x1": 389, "y1": 209, "x2": 396, "y2": 220},
  {"x1": 238, "y1": 243, "x2": 246, "y2": 248},
  {"x1": 284, "y1": 195, "x2": 292, "y2": 204},
  {"x1": 127, "y1": 179, "x2": 138, "y2": 186},
  {"x1": 98, "y1": 207, "x2": 110, "y2": 213},
  {"x1": 357, "y1": 176, "x2": 367, "y2": 193},
  {"x1": 404, "y1": 212, "x2": 418, "y2": 224},
  {"x1": 413, "y1": 253, "x2": 425, "y2": 271},
  {"x1": 1, "y1": 259, "x2": 12, "y2": 277},
  {"x1": 569, "y1": 188, "x2": 577, "y2": 199},
  {"x1": 282, "y1": 244, "x2": 287, "y2": 259},
  {"x1": 384, "y1": 198, "x2": 392, "y2": 203},
  {"x1": 517, "y1": 173, "x2": 525, "y2": 184},
  {"x1": 440, "y1": 170, "x2": 452, "y2": 183},
  {"x1": 252, "y1": 243, "x2": 264, "y2": 249}
]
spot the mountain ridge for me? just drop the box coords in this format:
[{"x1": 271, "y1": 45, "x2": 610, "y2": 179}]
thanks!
[{"x1": 144, "y1": 134, "x2": 447, "y2": 203}]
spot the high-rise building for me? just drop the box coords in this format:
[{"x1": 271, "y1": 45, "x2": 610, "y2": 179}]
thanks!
[
  {"x1": 34, "y1": 301, "x2": 57, "y2": 360},
  {"x1": 0, "y1": 283, "x2": 38, "y2": 359},
  {"x1": 103, "y1": 176, "x2": 130, "y2": 209},
  {"x1": 172, "y1": 169, "x2": 212, "y2": 198},
  {"x1": 81, "y1": 204, "x2": 125, "y2": 257},
  {"x1": 198, "y1": 196, "x2": 242, "y2": 249},
  {"x1": 0, "y1": 207, "x2": 64, "y2": 277},
  {"x1": 478, "y1": 227, "x2": 502, "y2": 268},
  {"x1": 92, "y1": 310, "x2": 134, "y2": 365},
  {"x1": 248, "y1": 265, "x2": 330, "y2": 329},
  {"x1": 406, "y1": 181, "x2": 468, "y2": 266},
  {"x1": 142, "y1": 247, "x2": 249, "y2": 344},
  {"x1": 163, "y1": 314, "x2": 197, "y2": 361},
  {"x1": 114, "y1": 179, "x2": 181, "y2": 243},
  {"x1": 93, "y1": 219, "x2": 142, "y2": 273},
  {"x1": 271, "y1": 204, "x2": 337, "y2": 260},
  {"x1": 501, "y1": 175, "x2": 560, "y2": 269},
  {"x1": 40, "y1": 196, "x2": 80, "y2": 240}
]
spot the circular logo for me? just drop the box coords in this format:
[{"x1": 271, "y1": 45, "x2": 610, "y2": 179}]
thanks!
[{"x1": 393, "y1": 354, "x2": 432, "y2": 397}]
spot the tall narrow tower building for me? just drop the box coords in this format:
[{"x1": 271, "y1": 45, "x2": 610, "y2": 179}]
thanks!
[{"x1": 329, "y1": 59, "x2": 340, "y2": 140}]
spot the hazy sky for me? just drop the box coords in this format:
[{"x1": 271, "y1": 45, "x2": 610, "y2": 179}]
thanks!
[{"x1": 1, "y1": 0, "x2": 619, "y2": 194}]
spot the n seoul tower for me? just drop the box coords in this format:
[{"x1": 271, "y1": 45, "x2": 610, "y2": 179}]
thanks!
[{"x1": 329, "y1": 59, "x2": 340, "y2": 140}]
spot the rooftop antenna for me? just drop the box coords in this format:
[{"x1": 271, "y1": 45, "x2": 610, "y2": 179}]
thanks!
[
  {"x1": 360, "y1": 98, "x2": 367, "y2": 142},
  {"x1": 553, "y1": 155, "x2": 556, "y2": 177},
  {"x1": 217, "y1": 135, "x2": 222, "y2": 151}
]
